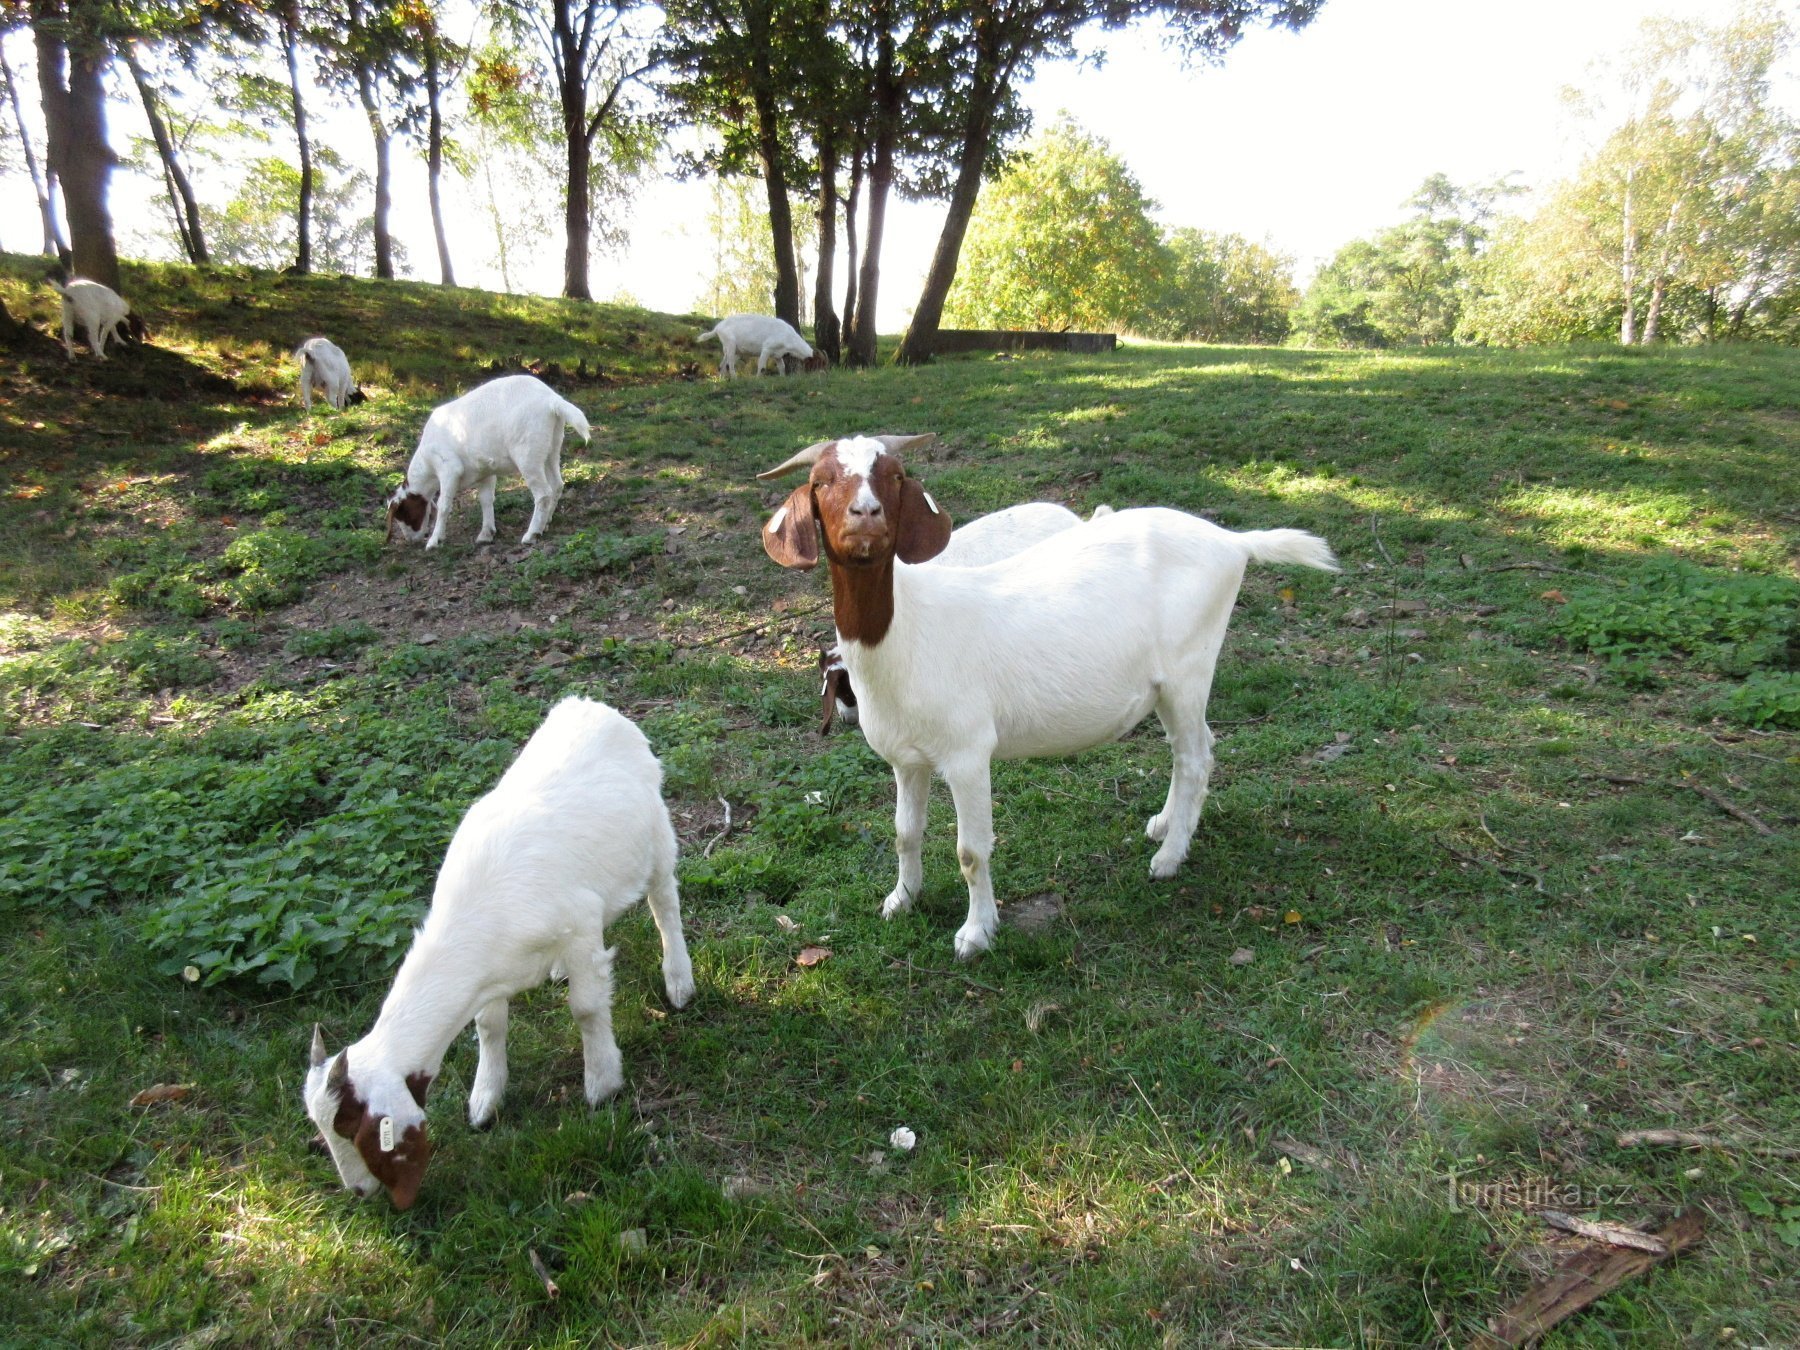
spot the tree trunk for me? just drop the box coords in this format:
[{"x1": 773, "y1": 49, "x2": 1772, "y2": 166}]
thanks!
[
  {"x1": 35, "y1": 0, "x2": 120, "y2": 291},
  {"x1": 553, "y1": 0, "x2": 591, "y2": 300},
  {"x1": 841, "y1": 142, "x2": 862, "y2": 342},
  {"x1": 356, "y1": 64, "x2": 395, "y2": 279},
  {"x1": 1641, "y1": 274, "x2": 1667, "y2": 344},
  {"x1": 848, "y1": 15, "x2": 896, "y2": 367},
  {"x1": 124, "y1": 45, "x2": 208, "y2": 264},
  {"x1": 812, "y1": 134, "x2": 840, "y2": 362},
  {"x1": 897, "y1": 67, "x2": 1004, "y2": 365},
  {"x1": 1, "y1": 38, "x2": 66, "y2": 257},
  {"x1": 1618, "y1": 163, "x2": 1637, "y2": 346},
  {"x1": 425, "y1": 38, "x2": 454, "y2": 286},
  {"x1": 283, "y1": 3, "x2": 312, "y2": 273},
  {"x1": 752, "y1": 80, "x2": 800, "y2": 324}
]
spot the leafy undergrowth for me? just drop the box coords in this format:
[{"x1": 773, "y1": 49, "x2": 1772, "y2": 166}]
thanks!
[{"x1": 2, "y1": 265, "x2": 1799, "y2": 1345}]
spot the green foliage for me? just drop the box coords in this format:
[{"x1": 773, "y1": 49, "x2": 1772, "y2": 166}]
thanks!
[
  {"x1": 1139, "y1": 228, "x2": 1298, "y2": 343},
  {"x1": 201, "y1": 147, "x2": 382, "y2": 275},
  {"x1": 220, "y1": 527, "x2": 382, "y2": 611},
  {"x1": 945, "y1": 116, "x2": 1167, "y2": 332},
  {"x1": 1711, "y1": 670, "x2": 1800, "y2": 728},
  {"x1": 1556, "y1": 563, "x2": 1799, "y2": 678},
  {"x1": 285, "y1": 622, "x2": 381, "y2": 659}
]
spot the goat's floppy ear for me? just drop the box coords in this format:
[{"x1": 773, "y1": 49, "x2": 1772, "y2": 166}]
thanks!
[
  {"x1": 763, "y1": 482, "x2": 819, "y2": 569},
  {"x1": 894, "y1": 477, "x2": 952, "y2": 563}
]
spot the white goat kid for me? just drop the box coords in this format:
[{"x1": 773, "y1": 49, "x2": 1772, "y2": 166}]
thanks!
[
  {"x1": 302, "y1": 696, "x2": 695, "y2": 1210},
  {"x1": 48, "y1": 277, "x2": 143, "y2": 359},
  {"x1": 695, "y1": 314, "x2": 815, "y2": 378},
  {"x1": 293, "y1": 336, "x2": 363, "y2": 411},
  {"x1": 386, "y1": 374, "x2": 590, "y2": 549},
  {"x1": 761, "y1": 435, "x2": 1338, "y2": 960}
]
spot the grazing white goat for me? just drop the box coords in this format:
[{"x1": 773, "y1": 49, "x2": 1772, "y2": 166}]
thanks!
[
  {"x1": 386, "y1": 374, "x2": 590, "y2": 549},
  {"x1": 818, "y1": 501, "x2": 1104, "y2": 732},
  {"x1": 760, "y1": 434, "x2": 1337, "y2": 960},
  {"x1": 695, "y1": 314, "x2": 815, "y2": 378},
  {"x1": 302, "y1": 696, "x2": 695, "y2": 1210},
  {"x1": 48, "y1": 277, "x2": 146, "y2": 359},
  {"x1": 293, "y1": 336, "x2": 365, "y2": 412}
]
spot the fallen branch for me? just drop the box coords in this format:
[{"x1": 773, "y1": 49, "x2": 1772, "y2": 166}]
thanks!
[
  {"x1": 692, "y1": 600, "x2": 830, "y2": 649},
  {"x1": 702, "y1": 797, "x2": 732, "y2": 858},
  {"x1": 1589, "y1": 774, "x2": 1776, "y2": 837},
  {"x1": 1617, "y1": 1129, "x2": 1800, "y2": 1159},
  {"x1": 1438, "y1": 838, "x2": 1546, "y2": 893},
  {"x1": 527, "y1": 1247, "x2": 559, "y2": 1300},
  {"x1": 1471, "y1": 1211, "x2": 1703, "y2": 1350},
  {"x1": 1537, "y1": 1210, "x2": 1667, "y2": 1254},
  {"x1": 1486, "y1": 561, "x2": 1618, "y2": 582}
]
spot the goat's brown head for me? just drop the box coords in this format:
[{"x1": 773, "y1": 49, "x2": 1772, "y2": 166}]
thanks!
[
  {"x1": 760, "y1": 435, "x2": 951, "y2": 571},
  {"x1": 760, "y1": 435, "x2": 952, "y2": 644},
  {"x1": 303, "y1": 1024, "x2": 433, "y2": 1210},
  {"x1": 385, "y1": 484, "x2": 432, "y2": 544}
]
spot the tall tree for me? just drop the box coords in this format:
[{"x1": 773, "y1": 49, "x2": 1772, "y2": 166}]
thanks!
[
  {"x1": 488, "y1": 0, "x2": 659, "y2": 300},
  {"x1": 29, "y1": 0, "x2": 120, "y2": 288},
  {"x1": 1143, "y1": 228, "x2": 1297, "y2": 343},
  {"x1": 316, "y1": 0, "x2": 414, "y2": 278},
  {"x1": 897, "y1": 0, "x2": 1323, "y2": 364},
  {"x1": 943, "y1": 115, "x2": 1165, "y2": 331},
  {"x1": 121, "y1": 40, "x2": 209, "y2": 262}
]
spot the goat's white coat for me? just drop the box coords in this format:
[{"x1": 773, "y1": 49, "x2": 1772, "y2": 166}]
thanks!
[
  {"x1": 695, "y1": 314, "x2": 814, "y2": 378},
  {"x1": 302, "y1": 696, "x2": 694, "y2": 1202},
  {"x1": 772, "y1": 444, "x2": 1337, "y2": 960},
  {"x1": 49, "y1": 278, "x2": 134, "y2": 359},
  {"x1": 294, "y1": 336, "x2": 356, "y2": 411},
  {"x1": 390, "y1": 374, "x2": 590, "y2": 548}
]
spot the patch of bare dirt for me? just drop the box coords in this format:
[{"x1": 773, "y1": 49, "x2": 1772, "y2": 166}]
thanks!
[{"x1": 1001, "y1": 891, "x2": 1066, "y2": 935}]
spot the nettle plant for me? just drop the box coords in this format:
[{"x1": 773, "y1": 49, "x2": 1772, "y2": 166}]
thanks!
[{"x1": 1556, "y1": 562, "x2": 1799, "y2": 695}]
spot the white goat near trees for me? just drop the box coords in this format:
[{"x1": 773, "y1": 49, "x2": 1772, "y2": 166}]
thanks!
[
  {"x1": 48, "y1": 277, "x2": 145, "y2": 359},
  {"x1": 293, "y1": 336, "x2": 364, "y2": 412},
  {"x1": 695, "y1": 314, "x2": 816, "y2": 378},
  {"x1": 760, "y1": 434, "x2": 1337, "y2": 960},
  {"x1": 302, "y1": 696, "x2": 695, "y2": 1210},
  {"x1": 386, "y1": 374, "x2": 590, "y2": 549}
]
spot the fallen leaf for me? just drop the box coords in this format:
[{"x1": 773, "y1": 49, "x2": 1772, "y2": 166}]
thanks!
[
  {"x1": 795, "y1": 945, "x2": 831, "y2": 967},
  {"x1": 1540, "y1": 589, "x2": 1568, "y2": 604},
  {"x1": 129, "y1": 1083, "x2": 192, "y2": 1109},
  {"x1": 775, "y1": 914, "x2": 800, "y2": 933},
  {"x1": 1230, "y1": 947, "x2": 1256, "y2": 966},
  {"x1": 1284, "y1": 910, "x2": 1303, "y2": 925}
]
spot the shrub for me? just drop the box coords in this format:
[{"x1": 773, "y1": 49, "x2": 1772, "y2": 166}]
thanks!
[
  {"x1": 1711, "y1": 671, "x2": 1800, "y2": 729},
  {"x1": 1557, "y1": 564, "x2": 1799, "y2": 678}
]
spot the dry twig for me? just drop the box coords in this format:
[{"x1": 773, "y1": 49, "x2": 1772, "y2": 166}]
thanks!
[
  {"x1": 1537, "y1": 1210, "x2": 1668, "y2": 1254},
  {"x1": 702, "y1": 797, "x2": 733, "y2": 857},
  {"x1": 1617, "y1": 1129, "x2": 1800, "y2": 1159},
  {"x1": 1589, "y1": 774, "x2": 1777, "y2": 837}
]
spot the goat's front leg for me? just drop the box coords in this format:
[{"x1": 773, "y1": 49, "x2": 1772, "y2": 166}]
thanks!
[
  {"x1": 881, "y1": 762, "x2": 932, "y2": 919},
  {"x1": 424, "y1": 468, "x2": 460, "y2": 549},
  {"x1": 941, "y1": 756, "x2": 999, "y2": 960},
  {"x1": 467, "y1": 996, "x2": 510, "y2": 1127},
  {"x1": 566, "y1": 942, "x2": 623, "y2": 1105},
  {"x1": 474, "y1": 476, "x2": 498, "y2": 543}
]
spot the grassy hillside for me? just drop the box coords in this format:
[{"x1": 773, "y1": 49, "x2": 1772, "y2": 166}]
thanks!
[{"x1": 2, "y1": 255, "x2": 1798, "y2": 1345}]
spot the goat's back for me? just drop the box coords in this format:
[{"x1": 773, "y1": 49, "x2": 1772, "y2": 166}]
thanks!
[
  {"x1": 414, "y1": 375, "x2": 587, "y2": 474},
  {"x1": 432, "y1": 697, "x2": 673, "y2": 934},
  {"x1": 935, "y1": 502, "x2": 1082, "y2": 568}
]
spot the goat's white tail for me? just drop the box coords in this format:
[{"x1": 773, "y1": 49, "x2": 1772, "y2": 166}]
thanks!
[
  {"x1": 694, "y1": 326, "x2": 719, "y2": 344},
  {"x1": 46, "y1": 277, "x2": 70, "y2": 297},
  {"x1": 558, "y1": 399, "x2": 592, "y2": 445},
  {"x1": 1238, "y1": 528, "x2": 1339, "y2": 573}
]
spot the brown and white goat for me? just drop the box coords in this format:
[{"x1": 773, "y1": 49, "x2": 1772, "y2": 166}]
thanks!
[{"x1": 760, "y1": 435, "x2": 1337, "y2": 959}]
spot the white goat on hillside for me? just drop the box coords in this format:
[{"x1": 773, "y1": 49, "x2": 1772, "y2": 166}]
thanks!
[
  {"x1": 302, "y1": 696, "x2": 695, "y2": 1210},
  {"x1": 293, "y1": 336, "x2": 364, "y2": 412},
  {"x1": 48, "y1": 277, "x2": 146, "y2": 359},
  {"x1": 387, "y1": 374, "x2": 589, "y2": 548},
  {"x1": 761, "y1": 434, "x2": 1337, "y2": 959},
  {"x1": 695, "y1": 314, "x2": 815, "y2": 378}
]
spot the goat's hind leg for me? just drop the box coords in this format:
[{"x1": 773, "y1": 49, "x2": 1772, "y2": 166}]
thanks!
[
  {"x1": 566, "y1": 940, "x2": 623, "y2": 1104},
  {"x1": 467, "y1": 996, "x2": 510, "y2": 1127},
  {"x1": 1145, "y1": 688, "x2": 1216, "y2": 879},
  {"x1": 645, "y1": 848, "x2": 694, "y2": 1009}
]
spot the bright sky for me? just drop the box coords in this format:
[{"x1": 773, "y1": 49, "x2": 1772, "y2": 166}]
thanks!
[{"x1": 1, "y1": 0, "x2": 1785, "y2": 328}]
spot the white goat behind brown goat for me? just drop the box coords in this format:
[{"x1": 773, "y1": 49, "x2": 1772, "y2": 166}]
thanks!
[
  {"x1": 695, "y1": 314, "x2": 815, "y2": 378},
  {"x1": 302, "y1": 696, "x2": 694, "y2": 1210},
  {"x1": 761, "y1": 434, "x2": 1337, "y2": 959}
]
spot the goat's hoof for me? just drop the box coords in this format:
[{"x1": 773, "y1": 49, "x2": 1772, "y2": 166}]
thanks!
[
  {"x1": 475, "y1": 533, "x2": 495, "y2": 545},
  {"x1": 663, "y1": 961, "x2": 695, "y2": 1010},
  {"x1": 880, "y1": 889, "x2": 913, "y2": 919},
  {"x1": 1145, "y1": 812, "x2": 1171, "y2": 842},
  {"x1": 1148, "y1": 848, "x2": 1187, "y2": 880},
  {"x1": 468, "y1": 1089, "x2": 503, "y2": 1129},
  {"x1": 585, "y1": 1067, "x2": 624, "y2": 1107},
  {"x1": 953, "y1": 925, "x2": 993, "y2": 961}
]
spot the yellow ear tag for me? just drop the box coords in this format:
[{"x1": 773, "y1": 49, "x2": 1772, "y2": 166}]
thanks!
[{"x1": 379, "y1": 1116, "x2": 395, "y2": 1151}]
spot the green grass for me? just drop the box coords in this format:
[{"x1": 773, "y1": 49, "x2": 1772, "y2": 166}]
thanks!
[{"x1": 3, "y1": 252, "x2": 1798, "y2": 1345}]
